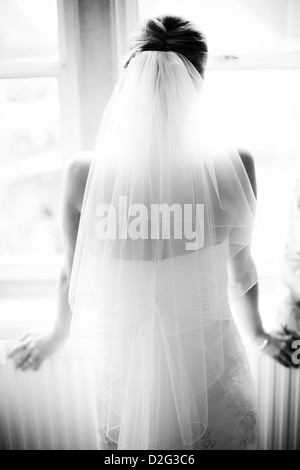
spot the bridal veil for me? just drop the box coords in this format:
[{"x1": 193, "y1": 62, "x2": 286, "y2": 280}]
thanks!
[{"x1": 68, "y1": 50, "x2": 258, "y2": 449}]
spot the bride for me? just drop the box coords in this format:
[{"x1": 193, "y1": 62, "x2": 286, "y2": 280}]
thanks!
[{"x1": 8, "y1": 15, "x2": 299, "y2": 450}]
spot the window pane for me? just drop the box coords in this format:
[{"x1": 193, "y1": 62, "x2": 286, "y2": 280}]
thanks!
[
  {"x1": 201, "y1": 69, "x2": 300, "y2": 276},
  {"x1": 0, "y1": 0, "x2": 59, "y2": 62},
  {"x1": 138, "y1": 0, "x2": 300, "y2": 55},
  {"x1": 0, "y1": 77, "x2": 63, "y2": 262}
]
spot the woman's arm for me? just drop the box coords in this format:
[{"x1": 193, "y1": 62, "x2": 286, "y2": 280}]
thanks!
[
  {"x1": 52, "y1": 153, "x2": 90, "y2": 340},
  {"x1": 228, "y1": 248, "x2": 264, "y2": 345},
  {"x1": 7, "y1": 153, "x2": 92, "y2": 370},
  {"x1": 230, "y1": 246, "x2": 299, "y2": 368},
  {"x1": 229, "y1": 151, "x2": 299, "y2": 367}
]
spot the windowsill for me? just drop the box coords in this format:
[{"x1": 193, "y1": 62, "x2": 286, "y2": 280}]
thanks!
[
  {"x1": 0, "y1": 257, "x2": 62, "y2": 281},
  {"x1": 0, "y1": 274, "x2": 280, "y2": 340},
  {"x1": 0, "y1": 259, "x2": 62, "y2": 298},
  {"x1": 0, "y1": 296, "x2": 57, "y2": 340}
]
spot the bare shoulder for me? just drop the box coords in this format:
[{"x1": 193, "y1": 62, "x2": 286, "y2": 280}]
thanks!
[
  {"x1": 237, "y1": 149, "x2": 257, "y2": 197},
  {"x1": 64, "y1": 151, "x2": 94, "y2": 212}
]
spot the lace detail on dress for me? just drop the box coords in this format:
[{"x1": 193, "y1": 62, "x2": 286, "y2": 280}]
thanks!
[
  {"x1": 224, "y1": 392, "x2": 258, "y2": 450},
  {"x1": 198, "y1": 428, "x2": 216, "y2": 450},
  {"x1": 93, "y1": 322, "x2": 258, "y2": 450},
  {"x1": 224, "y1": 353, "x2": 250, "y2": 389}
]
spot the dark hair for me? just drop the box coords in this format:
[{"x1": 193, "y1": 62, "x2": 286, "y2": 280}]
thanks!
[{"x1": 124, "y1": 15, "x2": 208, "y2": 78}]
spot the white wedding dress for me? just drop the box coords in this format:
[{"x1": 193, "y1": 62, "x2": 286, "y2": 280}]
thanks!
[
  {"x1": 91, "y1": 238, "x2": 258, "y2": 450},
  {"x1": 69, "y1": 51, "x2": 259, "y2": 450}
]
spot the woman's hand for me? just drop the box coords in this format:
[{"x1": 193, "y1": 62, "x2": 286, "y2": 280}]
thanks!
[
  {"x1": 256, "y1": 326, "x2": 300, "y2": 368},
  {"x1": 7, "y1": 328, "x2": 68, "y2": 371}
]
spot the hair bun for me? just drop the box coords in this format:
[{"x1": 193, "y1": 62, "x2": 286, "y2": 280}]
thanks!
[
  {"x1": 145, "y1": 18, "x2": 168, "y2": 51},
  {"x1": 125, "y1": 15, "x2": 208, "y2": 77}
]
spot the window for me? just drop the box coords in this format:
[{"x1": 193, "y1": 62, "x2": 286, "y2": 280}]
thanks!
[
  {"x1": 0, "y1": 1, "x2": 62, "y2": 270},
  {"x1": 0, "y1": 0, "x2": 134, "y2": 281},
  {"x1": 0, "y1": 0, "x2": 131, "y2": 332},
  {"x1": 0, "y1": 0, "x2": 83, "y2": 283},
  {"x1": 0, "y1": 0, "x2": 60, "y2": 62}
]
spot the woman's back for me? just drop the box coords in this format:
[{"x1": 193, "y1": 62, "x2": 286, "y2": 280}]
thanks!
[{"x1": 68, "y1": 149, "x2": 254, "y2": 261}]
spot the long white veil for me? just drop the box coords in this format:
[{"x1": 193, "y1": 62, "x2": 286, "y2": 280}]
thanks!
[{"x1": 68, "y1": 51, "x2": 258, "y2": 449}]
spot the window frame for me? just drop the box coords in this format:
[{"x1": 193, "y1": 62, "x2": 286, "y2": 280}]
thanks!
[
  {"x1": 207, "y1": 53, "x2": 300, "y2": 71},
  {"x1": 0, "y1": 0, "x2": 83, "y2": 288}
]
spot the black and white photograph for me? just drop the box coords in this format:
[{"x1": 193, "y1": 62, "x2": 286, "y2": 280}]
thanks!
[{"x1": 1, "y1": 0, "x2": 300, "y2": 452}]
